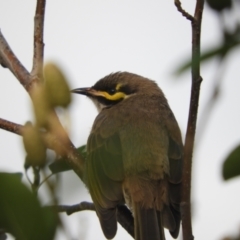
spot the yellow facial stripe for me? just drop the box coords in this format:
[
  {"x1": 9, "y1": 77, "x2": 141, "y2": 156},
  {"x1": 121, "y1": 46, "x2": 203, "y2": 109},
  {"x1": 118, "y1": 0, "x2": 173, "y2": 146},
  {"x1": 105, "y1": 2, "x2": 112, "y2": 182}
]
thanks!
[
  {"x1": 103, "y1": 91, "x2": 126, "y2": 101},
  {"x1": 96, "y1": 91, "x2": 126, "y2": 101},
  {"x1": 116, "y1": 83, "x2": 122, "y2": 91}
]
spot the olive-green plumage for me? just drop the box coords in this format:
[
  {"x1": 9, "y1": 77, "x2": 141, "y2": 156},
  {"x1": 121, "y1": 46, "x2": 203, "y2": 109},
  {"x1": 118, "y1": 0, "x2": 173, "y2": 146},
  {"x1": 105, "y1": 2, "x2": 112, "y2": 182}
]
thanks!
[{"x1": 72, "y1": 72, "x2": 183, "y2": 240}]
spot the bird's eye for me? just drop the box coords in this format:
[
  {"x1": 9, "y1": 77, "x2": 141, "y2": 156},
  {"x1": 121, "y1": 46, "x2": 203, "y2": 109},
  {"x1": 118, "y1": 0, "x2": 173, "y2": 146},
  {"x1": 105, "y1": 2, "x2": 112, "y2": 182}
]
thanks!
[{"x1": 109, "y1": 88, "x2": 116, "y2": 95}]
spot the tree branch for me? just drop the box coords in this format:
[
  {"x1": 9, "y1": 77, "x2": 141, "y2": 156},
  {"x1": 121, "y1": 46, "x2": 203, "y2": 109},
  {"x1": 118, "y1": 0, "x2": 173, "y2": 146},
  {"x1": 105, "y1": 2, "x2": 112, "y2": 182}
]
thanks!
[
  {"x1": 181, "y1": 1, "x2": 204, "y2": 240},
  {"x1": 174, "y1": 0, "x2": 195, "y2": 22},
  {"x1": 55, "y1": 202, "x2": 134, "y2": 238},
  {"x1": 0, "y1": 2, "x2": 85, "y2": 180},
  {"x1": 0, "y1": 117, "x2": 84, "y2": 178},
  {"x1": 56, "y1": 201, "x2": 96, "y2": 215},
  {"x1": 0, "y1": 30, "x2": 33, "y2": 91},
  {"x1": 0, "y1": 118, "x2": 23, "y2": 135},
  {"x1": 0, "y1": 116, "x2": 135, "y2": 237},
  {"x1": 31, "y1": 0, "x2": 46, "y2": 80},
  {"x1": 0, "y1": 117, "x2": 133, "y2": 238},
  {"x1": 0, "y1": 1, "x2": 135, "y2": 238}
]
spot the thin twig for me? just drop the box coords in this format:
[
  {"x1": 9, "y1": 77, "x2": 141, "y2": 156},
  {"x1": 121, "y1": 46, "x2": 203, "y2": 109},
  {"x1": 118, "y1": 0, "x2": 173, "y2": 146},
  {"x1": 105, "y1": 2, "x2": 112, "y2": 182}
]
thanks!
[
  {"x1": 0, "y1": 30, "x2": 33, "y2": 91},
  {"x1": 25, "y1": 168, "x2": 33, "y2": 186},
  {"x1": 32, "y1": 166, "x2": 41, "y2": 196},
  {"x1": 55, "y1": 202, "x2": 134, "y2": 238},
  {"x1": 0, "y1": 118, "x2": 23, "y2": 135},
  {"x1": 181, "y1": 1, "x2": 204, "y2": 240},
  {"x1": 0, "y1": 117, "x2": 84, "y2": 179},
  {"x1": 31, "y1": 0, "x2": 46, "y2": 80},
  {"x1": 56, "y1": 202, "x2": 96, "y2": 215},
  {"x1": 174, "y1": 0, "x2": 195, "y2": 22},
  {"x1": 38, "y1": 172, "x2": 54, "y2": 189}
]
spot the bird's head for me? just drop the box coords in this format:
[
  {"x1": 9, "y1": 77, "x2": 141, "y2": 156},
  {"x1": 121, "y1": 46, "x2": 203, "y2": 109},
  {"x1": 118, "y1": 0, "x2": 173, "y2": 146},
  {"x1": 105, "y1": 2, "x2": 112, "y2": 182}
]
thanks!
[{"x1": 71, "y1": 72, "x2": 161, "y2": 112}]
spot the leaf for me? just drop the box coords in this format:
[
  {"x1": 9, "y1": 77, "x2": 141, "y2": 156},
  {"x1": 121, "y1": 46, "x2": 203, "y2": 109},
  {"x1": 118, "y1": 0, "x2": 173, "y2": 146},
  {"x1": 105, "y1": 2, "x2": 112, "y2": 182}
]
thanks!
[
  {"x1": 174, "y1": 34, "x2": 240, "y2": 75},
  {"x1": 22, "y1": 122, "x2": 46, "y2": 167},
  {"x1": 49, "y1": 160, "x2": 72, "y2": 174},
  {"x1": 0, "y1": 172, "x2": 58, "y2": 240},
  {"x1": 222, "y1": 145, "x2": 240, "y2": 180},
  {"x1": 49, "y1": 145, "x2": 87, "y2": 174},
  {"x1": 77, "y1": 145, "x2": 87, "y2": 160},
  {"x1": 206, "y1": 0, "x2": 232, "y2": 12},
  {"x1": 44, "y1": 62, "x2": 71, "y2": 108},
  {"x1": 31, "y1": 84, "x2": 51, "y2": 127}
]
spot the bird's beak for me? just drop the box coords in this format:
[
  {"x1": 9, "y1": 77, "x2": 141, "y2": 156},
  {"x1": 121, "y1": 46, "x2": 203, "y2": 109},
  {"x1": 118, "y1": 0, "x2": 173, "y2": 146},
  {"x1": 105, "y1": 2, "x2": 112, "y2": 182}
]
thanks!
[
  {"x1": 71, "y1": 87, "x2": 104, "y2": 97},
  {"x1": 71, "y1": 87, "x2": 92, "y2": 96}
]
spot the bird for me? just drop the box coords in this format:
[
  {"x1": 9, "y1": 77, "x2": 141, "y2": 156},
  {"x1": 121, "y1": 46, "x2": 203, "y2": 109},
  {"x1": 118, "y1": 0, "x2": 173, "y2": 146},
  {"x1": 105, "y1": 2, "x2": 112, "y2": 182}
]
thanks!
[{"x1": 71, "y1": 72, "x2": 183, "y2": 240}]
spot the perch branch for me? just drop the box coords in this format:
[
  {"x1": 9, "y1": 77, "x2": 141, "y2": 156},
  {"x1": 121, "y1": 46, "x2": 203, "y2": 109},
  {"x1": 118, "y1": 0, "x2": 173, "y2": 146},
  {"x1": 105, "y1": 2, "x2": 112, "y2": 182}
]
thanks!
[
  {"x1": 55, "y1": 202, "x2": 134, "y2": 238},
  {"x1": 31, "y1": 0, "x2": 46, "y2": 80},
  {"x1": 181, "y1": 1, "x2": 204, "y2": 240},
  {"x1": 56, "y1": 201, "x2": 96, "y2": 215}
]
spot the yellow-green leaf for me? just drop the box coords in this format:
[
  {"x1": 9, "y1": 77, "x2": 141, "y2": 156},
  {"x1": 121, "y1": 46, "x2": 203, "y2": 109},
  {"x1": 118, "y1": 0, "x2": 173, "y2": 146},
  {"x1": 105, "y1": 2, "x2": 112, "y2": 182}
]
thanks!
[
  {"x1": 22, "y1": 122, "x2": 46, "y2": 167},
  {"x1": 31, "y1": 84, "x2": 50, "y2": 127},
  {"x1": 44, "y1": 62, "x2": 71, "y2": 108}
]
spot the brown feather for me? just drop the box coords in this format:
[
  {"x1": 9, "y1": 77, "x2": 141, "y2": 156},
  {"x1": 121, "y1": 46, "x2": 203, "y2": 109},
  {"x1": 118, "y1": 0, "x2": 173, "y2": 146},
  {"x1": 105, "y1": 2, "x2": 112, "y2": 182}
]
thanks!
[{"x1": 75, "y1": 72, "x2": 183, "y2": 239}]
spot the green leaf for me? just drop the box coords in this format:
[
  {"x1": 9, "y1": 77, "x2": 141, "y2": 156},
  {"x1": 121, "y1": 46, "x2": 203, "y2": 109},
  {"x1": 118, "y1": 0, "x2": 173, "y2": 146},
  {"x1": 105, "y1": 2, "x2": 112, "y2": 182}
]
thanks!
[
  {"x1": 44, "y1": 62, "x2": 71, "y2": 108},
  {"x1": 49, "y1": 160, "x2": 72, "y2": 174},
  {"x1": 206, "y1": 0, "x2": 232, "y2": 12},
  {"x1": 49, "y1": 145, "x2": 87, "y2": 174},
  {"x1": 77, "y1": 145, "x2": 87, "y2": 160},
  {"x1": 22, "y1": 122, "x2": 46, "y2": 167},
  {"x1": 222, "y1": 145, "x2": 240, "y2": 180},
  {"x1": 31, "y1": 85, "x2": 51, "y2": 127},
  {"x1": 0, "y1": 172, "x2": 58, "y2": 240},
  {"x1": 174, "y1": 34, "x2": 240, "y2": 75}
]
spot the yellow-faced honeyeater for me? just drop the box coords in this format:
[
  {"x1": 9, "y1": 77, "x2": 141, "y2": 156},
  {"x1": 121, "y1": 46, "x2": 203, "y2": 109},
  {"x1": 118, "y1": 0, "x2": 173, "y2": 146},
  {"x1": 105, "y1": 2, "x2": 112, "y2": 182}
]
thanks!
[{"x1": 72, "y1": 72, "x2": 183, "y2": 240}]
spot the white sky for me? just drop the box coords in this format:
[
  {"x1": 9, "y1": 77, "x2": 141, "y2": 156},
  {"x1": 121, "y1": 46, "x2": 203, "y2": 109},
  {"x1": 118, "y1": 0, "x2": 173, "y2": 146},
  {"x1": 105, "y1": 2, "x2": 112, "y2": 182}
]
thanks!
[{"x1": 0, "y1": 1, "x2": 240, "y2": 240}]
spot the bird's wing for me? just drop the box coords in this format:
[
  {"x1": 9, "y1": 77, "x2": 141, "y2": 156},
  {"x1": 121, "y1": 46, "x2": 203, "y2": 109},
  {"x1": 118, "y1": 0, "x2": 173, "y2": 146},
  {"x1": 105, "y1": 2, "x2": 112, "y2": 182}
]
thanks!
[
  {"x1": 86, "y1": 111, "x2": 125, "y2": 239},
  {"x1": 161, "y1": 103, "x2": 183, "y2": 238}
]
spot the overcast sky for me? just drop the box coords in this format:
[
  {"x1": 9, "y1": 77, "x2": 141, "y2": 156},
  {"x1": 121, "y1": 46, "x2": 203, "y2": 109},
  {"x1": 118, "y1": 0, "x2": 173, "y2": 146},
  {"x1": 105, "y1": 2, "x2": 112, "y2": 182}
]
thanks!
[{"x1": 1, "y1": 1, "x2": 240, "y2": 240}]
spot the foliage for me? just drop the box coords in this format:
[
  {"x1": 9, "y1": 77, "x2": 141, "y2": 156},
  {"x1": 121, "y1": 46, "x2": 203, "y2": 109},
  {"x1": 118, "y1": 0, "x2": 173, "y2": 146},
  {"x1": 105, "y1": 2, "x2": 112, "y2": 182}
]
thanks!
[
  {"x1": 0, "y1": 62, "x2": 73, "y2": 239},
  {"x1": 175, "y1": 1, "x2": 240, "y2": 186},
  {"x1": 0, "y1": 1, "x2": 240, "y2": 240},
  {"x1": 49, "y1": 145, "x2": 87, "y2": 174},
  {"x1": 0, "y1": 173, "x2": 58, "y2": 240},
  {"x1": 222, "y1": 145, "x2": 240, "y2": 180},
  {"x1": 175, "y1": 0, "x2": 240, "y2": 75}
]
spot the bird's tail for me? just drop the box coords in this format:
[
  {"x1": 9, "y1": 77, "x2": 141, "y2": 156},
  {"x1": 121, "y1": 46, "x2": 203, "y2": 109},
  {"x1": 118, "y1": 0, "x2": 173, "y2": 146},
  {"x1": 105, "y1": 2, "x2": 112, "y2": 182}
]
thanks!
[{"x1": 134, "y1": 202, "x2": 165, "y2": 240}]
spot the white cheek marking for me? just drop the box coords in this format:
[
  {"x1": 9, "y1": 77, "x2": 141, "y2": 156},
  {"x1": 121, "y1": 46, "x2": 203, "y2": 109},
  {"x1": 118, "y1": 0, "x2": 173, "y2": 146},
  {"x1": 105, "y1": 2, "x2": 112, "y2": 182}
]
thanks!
[{"x1": 91, "y1": 98, "x2": 107, "y2": 112}]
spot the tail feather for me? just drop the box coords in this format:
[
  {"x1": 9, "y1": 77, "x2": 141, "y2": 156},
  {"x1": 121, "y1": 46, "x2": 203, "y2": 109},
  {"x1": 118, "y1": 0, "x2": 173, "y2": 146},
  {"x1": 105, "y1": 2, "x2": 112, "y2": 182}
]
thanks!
[
  {"x1": 134, "y1": 202, "x2": 165, "y2": 240},
  {"x1": 168, "y1": 205, "x2": 181, "y2": 238},
  {"x1": 97, "y1": 205, "x2": 117, "y2": 239}
]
